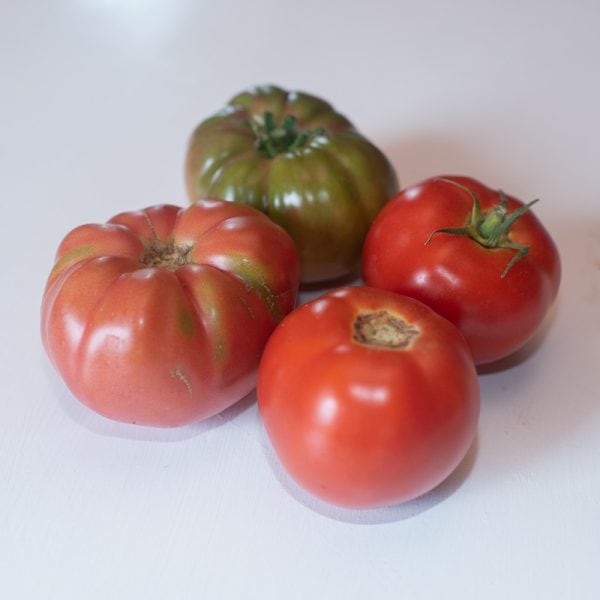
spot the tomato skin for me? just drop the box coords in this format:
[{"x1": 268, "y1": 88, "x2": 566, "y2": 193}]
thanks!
[
  {"x1": 185, "y1": 84, "x2": 399, "y2": 283},
  {"x1": 362, "y1": 176, "x2": 561, "y2": 365},
  {"x1": 257, "y1": 286, "x2": 479, "y2": 509},
  {"x1": 42, "y1": 200, "x2": 299, "y2": 427}
]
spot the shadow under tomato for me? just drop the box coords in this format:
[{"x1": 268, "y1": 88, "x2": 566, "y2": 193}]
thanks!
[
  {"x1": 42, "y1": 351, "x2": 258, "y2": 442},
  {"x1": 476, "y1": 298, "x2": 561, "y2": 375},
  {"x1": 300, "y1": 269, "x2": 361, "y2": 294},
  {"x1": 262, "y1": 435, "x2": 479, "y2": 524}
]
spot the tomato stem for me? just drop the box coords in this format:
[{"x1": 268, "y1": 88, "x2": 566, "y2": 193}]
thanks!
[
  {"x1": 249, "y1": 111, "x2": 326, "y2": 158},
  {"x1": 426, "y1": 178, "x2": 539, "y2": 278}
]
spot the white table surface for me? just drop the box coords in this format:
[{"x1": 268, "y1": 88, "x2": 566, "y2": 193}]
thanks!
[{"x1": 2, "y1": 1, "x2": 599, "y2": 598}]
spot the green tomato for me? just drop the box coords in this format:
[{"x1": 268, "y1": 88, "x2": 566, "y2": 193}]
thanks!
[{"x1": 185, "y1": 85, "x2": 399, "y2": 284}]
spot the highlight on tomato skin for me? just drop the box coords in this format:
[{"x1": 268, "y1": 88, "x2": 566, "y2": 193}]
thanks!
[
  {"x1": 41, "y1": 199, "x2": 300, "y2": 427},
  {"x1": 257, "y1": 286, "x2": 480, "y2": 509},
  {"x1": 362, "y1": 175, "x2": 561, "y2": 365}
]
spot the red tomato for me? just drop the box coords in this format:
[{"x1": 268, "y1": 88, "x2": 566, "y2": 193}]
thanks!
[
  {"x1": 257, "y1": 286, "x2": 480, "y2": 509},
  {"x1": 42, "y1": 200, "x2": 299, "y2": 427},
  {"x1": 363, "y1": 176, "x2": 561, "y2": 365}
]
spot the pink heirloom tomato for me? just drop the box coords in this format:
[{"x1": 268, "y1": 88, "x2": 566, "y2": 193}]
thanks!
[
  {"x1": 41, "y1": 200, "x2": 299, "y2": 427},
  {"x1": 258, "y1": 286, "x2": 480, "y2": 509}
]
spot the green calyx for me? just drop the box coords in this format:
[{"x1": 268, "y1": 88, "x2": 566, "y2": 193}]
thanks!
[
  {"x1": 249, "y1": 111, "x2": 326, "y2": 158},
  {"x1": 425, "y1": 178, "x2": 539, "y2": 278}
]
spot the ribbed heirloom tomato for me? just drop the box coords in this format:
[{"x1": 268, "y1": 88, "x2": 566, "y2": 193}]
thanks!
[
  {"x1": 258, "y1": 286, "x2": 480, "y2": 509},
  {"x1": 185, "y1": 84, "x2": 398, "y2": 283},
  {"x1": 363, "y1": 176, "x2": 561, "y2": 365},
  {"x1": 41, "y1": 200, "x2": 299, "y2": 427}
]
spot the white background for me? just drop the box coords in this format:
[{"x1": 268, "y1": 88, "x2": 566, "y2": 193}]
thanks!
[{"x1": 2, "y1": 1, "x2": 599, "y2": 598}]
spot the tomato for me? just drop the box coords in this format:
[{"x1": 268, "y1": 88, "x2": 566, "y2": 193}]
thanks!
[
  {"x1": 185, "y1": 84, "x2": 399, "y2": 283},
  {"x1": 363, "y1": 176, "x2": 561, "y2": 365},
  {"x1": 41, "y1": 200, "x2": 299, "y2": 427},
  {"x1": 257, "y1": 286, "x2": 479, "y2": 509}
]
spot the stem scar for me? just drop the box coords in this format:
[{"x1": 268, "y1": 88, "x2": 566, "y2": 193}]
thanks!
[{"x1": 353, "y1": 310, "x2": 420, "y2": 349}]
